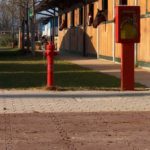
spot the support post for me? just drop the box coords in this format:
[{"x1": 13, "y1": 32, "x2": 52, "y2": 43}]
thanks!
[
  {"x1": 83, "y1": 2, "x2": 87, "y2": 56},
  {"x1": 121, "y1": 43, "x2": 134, "y2": 90},
  {"x1": 22, "y1": 19, "x2": 25, "y2": 51},
  {"x1": 26, "y1": 1, "x2": 30, "y2": 51},
  {"x1": 31, "y1": 0, "x2": 35, "y2": 55}
]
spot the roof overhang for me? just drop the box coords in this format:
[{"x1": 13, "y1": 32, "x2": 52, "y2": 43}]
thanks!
[
  {"x1": 35, "y1": 0, "x2": 63, "y2": 13},
  {"x1": 35, "y1": 0, "x2": 97, "y2": 13}
]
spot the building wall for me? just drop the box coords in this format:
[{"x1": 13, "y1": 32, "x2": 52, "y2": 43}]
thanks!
[
  {"x1": 138, "y1": 17, "x2": 150, "y2": 63},
  {"x1": 137, "y1": 0, "x2": 150, "y2": 66},
  {"x1": 58, "y1": 1, "x2": 99, "y2": 56},
  {"x1": 58, "y1": 0, "x2": 150, "y2": 67}
]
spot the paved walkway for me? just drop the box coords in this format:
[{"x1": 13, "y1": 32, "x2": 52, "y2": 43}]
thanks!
[
  {"x1": 59, "y1": 54, "x2": 150, "y2": 88},
  {"x1": 0, "y1": 90, "x2": 150, "y2": 114}
]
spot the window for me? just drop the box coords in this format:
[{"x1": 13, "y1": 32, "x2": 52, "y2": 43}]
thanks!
[
  {"x1": 120, "y1": 0, "x2": 127, "y2": 5},
  {"x1": 89, "y1": 3, "x2": 94, "y2": 16},
  {"x1": 59, "y1": 14, "x2": 67, "y2": 31},
  {"x1": 59, "y1": 15, "x2": 62, "y2": 25},
  {"x1": 79, "y1": 7, "x2": 83, "y2": 25},
  {"x1": 102, "y1": 0, "x2": 108, "y2": 11},
  {"x1": 147, "y1": 0, "x2": 150, "y2": 14},
  {"x1": 88, "y1": 3, "x2": 94, "y2": 26},
  {"x1": 102, "y1": 0, "x2": 108, "y2": 20},
  {"x1": 64, "y1": 13, "x2": 68, "y2": 28},
  {"x1": 70, "y1": 10, "x2": 75, "y2": 27}
]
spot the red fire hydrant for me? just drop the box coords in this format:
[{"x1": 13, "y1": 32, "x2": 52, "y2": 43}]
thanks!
[{"x1": 45, "y1": 42, "x2": 55, "y2": 88}]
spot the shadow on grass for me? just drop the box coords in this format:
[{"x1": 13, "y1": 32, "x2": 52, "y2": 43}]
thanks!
[
  {"x1": 1, "y1": 48, "x2": 144, "y2": 90},
  {"x1": 0, "y1": 60, "x2": 120, "y2": 89},
  {"x1": 54, "y1": 62, "x2": 120, "y2": 89},
  {"x1": 0, "y1": 49, "x2": 47, "y2": 88},
  {"x1": 0, "y1": 48, "x2": 44, "y2": 61},
  {"x1": 0, "y1": 64, "x2": 46, "y2": 89}
]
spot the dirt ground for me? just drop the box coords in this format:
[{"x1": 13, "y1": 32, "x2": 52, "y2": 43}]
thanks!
[{"x1": 0, "y1": 112, "x2": 150, "y2": 150}]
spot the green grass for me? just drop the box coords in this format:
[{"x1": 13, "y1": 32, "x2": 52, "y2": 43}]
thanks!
[
  {"x1": 54, "y1": 60, "x2": 120, "y2": 90},
  {"x1": 0, "y1": 48, "x2": 145, "y2": 90}
]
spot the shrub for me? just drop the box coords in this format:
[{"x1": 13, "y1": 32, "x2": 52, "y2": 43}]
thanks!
[{"x1": 0, "y1": 34, "x2": 13, "y2": 47}]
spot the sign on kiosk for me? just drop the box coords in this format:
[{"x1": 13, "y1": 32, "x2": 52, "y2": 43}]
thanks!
[{"x1": 115, "y1": 6, "x2": 140, "y2": 43}]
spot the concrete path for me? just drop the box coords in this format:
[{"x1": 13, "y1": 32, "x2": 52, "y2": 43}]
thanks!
[
  {"x1": 0, "y1": 90, "x2": 150, "y2": 114},
  {"x1": 59, "y1": 55, "x2": 150, "y2": 88}
]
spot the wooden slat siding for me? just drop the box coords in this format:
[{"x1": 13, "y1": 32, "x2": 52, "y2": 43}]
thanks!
[
  {"x1": 138, "y1": 18, "x2": 150, "y2": 62},
  {"x1": 146, "y1": 18, "x2": 150, "y2": 61},
  {"x1": 85, "y1": 2, "x2": 97, "y2": 55},
  {"x1": 93, "y1": 1, "x2": 98, "y2": 52},
  {"x1": 86, "y1": 4, "x2": 91, "y2": 54},
  {"x1": 67, "y1": 12, "x2": 71, "y2": 51},
  {"x1": 137, "y1": 0, "x2": 150, "y2": 62},
  {"x1": 71, "y1": 29, "x2": 74, "y2": 51},
  {"x1": 98, "y1": 0, "x2": 102, "y2": 10},
  {"x1": 65, "y1": 29, "x2": 69, "y2": 50},
  {"x1": 58, "y1": 0, "x2": 150, "y2": 65},
  {"x1": 77, "y1": 27, "x2": 82, "y2": 52},
  {"x1": 114, "y1": 0, "x2": 118, "y2": 6},
  {"x1": 108, "y1": 0, "x2": 113, "y2": 20},
  {"x1": 58, "y1": 30, "x2": 60, "y2": 50},
  {"x1": 65, "y1": 30, "x2": 68, "y2": 50},
  {"x1": 68, "y1": 12, "x2": 70, "y2": 28},
  {"x1": 138, "y1": 18, "x2": 146, "y2": 61},
  {"x1": 86, "y1": 26, "x2": 95, "y2": 54},
  {"x1": 113, "y1": 0, "x2": 121, "y2": 60},
  {"x1": 75, "y1": 9, "x2": 77, "y2": 26},
  {"x1": 62, "y1": 30, "x2": 65, "y2": 50},
  {"x1": 148, "y1": 18, "x2": 150, "y2": 61},
  {"x1": 74, "y1": 9, "x2": 77, "y2": 26},
  {"x1": 76, "y1": 7, "x2": 84, "y2": 53},
  {"x1": 71, "y1": 9, "x2": 77, "y2": 51},
  {"x1": 69, "y1": 7, "x2": 83, "y2": 54},
  {"x1": 138, "y1": 0, "x2": 146, "y2": 14},
  {"x1": 148, "y1": 0, "x2": 150, "y2": 12},
  {"x1": 58, "y1": 13, "x2": 67, "y2": 50},
  {"x1": 128, "y1": 0, "x2": 135, "y2": 5},
  {"x1": 64, "y1": 30, "x2": 68, "y2": 50},
  {"x1": 98, "y1": 0, "x2": 114, "y2": 58},
  {"x1": 58, "y1": 3, "x2": 98, "y2": 55},
  {"x1": 58, "y1": 15, "x2": 62, "y2": 50},
  {"x1": 75, "y1": 27, "x2": 78, "y2": 51},
  {"x1": 61, "y1": 30, "x2": 65, "y2": 50},
  {"x1": 58, "y1": 28, "x2": 62, "y2": 50},
  {"x1": 93, "y1": 2, "x2": 98, "y2": 54},
  {"x1": 115, "y1": 43, "x2": 121, "y2": 59},
  {"x1": 99, "y1": 24, "x2": 111, "y2": 57},
  {"x1": 71, "y1": 28, "x2": 74, "y2": 51}
]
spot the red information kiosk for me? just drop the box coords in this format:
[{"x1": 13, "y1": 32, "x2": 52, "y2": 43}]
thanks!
[{"x1": 115, "y1": 6, "x2": 140, "y2": 91}]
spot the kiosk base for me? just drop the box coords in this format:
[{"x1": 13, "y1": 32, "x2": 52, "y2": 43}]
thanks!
[{"x1": 121, "y1": 43, "x2": 134, "y2": 91}]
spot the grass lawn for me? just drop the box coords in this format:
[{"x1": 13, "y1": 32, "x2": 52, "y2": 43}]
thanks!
[{"x1": 0, "y1": 48, "x2": 145, "y2": 90}]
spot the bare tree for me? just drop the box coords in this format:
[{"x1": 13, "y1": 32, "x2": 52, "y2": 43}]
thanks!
[
  {"x1": 0, "y1": 0, "x2": 36, "y2": 50},
  {"x1": 0, "y1": 0, "x2": 13, "y2": 31}
]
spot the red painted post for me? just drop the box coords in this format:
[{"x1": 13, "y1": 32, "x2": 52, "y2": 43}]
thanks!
[
  {"x1": 45, "y1": 42, "x2": 54, "y2": 88},
  {"x1": 121, "y1": 43, "x2": 134, "y2": 90}
]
